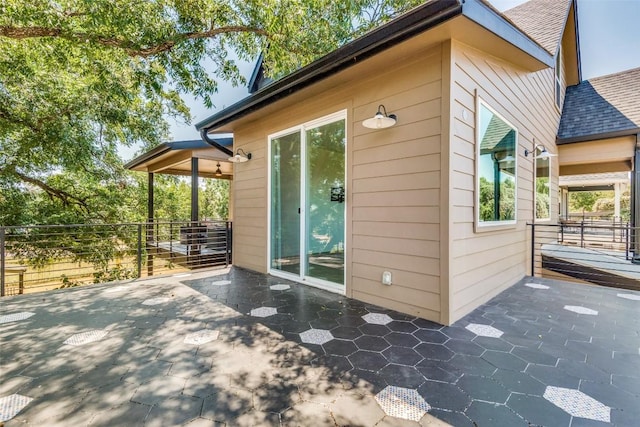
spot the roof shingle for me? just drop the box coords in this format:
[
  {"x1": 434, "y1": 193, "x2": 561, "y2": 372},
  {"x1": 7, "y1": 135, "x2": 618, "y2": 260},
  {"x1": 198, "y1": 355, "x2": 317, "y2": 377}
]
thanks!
[
  {"x1": 558, "y1": 67, "x2": 640, "y2": 142},
  {"x1": 503, "y1": 0, "x2": 571, "y2": 55}
]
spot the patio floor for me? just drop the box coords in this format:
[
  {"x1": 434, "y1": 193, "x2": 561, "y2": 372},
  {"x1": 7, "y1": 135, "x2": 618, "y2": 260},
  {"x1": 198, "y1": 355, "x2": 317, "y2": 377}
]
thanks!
[{"x1": 1, "y1": 267, "x2": 639, "y2": 426}]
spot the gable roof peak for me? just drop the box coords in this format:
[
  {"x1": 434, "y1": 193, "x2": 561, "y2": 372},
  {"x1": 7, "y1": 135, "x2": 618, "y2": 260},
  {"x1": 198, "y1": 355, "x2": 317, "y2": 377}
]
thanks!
[{"x1": 503, "y1": 0, "x2": 572, "y2": 55}]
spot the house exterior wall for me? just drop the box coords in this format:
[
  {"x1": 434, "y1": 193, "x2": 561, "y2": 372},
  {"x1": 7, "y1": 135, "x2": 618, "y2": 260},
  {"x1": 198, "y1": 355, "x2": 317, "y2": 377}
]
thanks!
[
  {"x1": 446, "y1": 40, "x2": 560, "y2": 323},
  {"x1": 231, "y1": 43, "x2": 446, "y2": 322}
]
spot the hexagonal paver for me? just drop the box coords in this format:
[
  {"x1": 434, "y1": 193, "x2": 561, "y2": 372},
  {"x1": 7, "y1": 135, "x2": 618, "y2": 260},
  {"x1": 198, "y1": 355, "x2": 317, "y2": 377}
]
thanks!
[
  {"x1": 349, "y1": 350, "x2": 389, "y2": 371},
  {"x1": 617, "y1": 293, "x2": 640, "y2": 301},
  {"x1": 444, "y1": 339, "x2": 484, "y2": 356},
  {"x1": 543, "y1": 386, "x2": 610, "y2": 422},
  {"x1": 362, "y1": 313, "x2": 393, "y2": 325},
  {"x1": 413, "y1": 329, "x2": 448, "y2": 344},
  {"x1": 299, "y1": 328, "x2": 334, "y2": 345},
  {"x1": 0, "y1": 394, "x2": 33, "y2": 422},
  {"x1": 415, "y1": 343, "x2": 455, "y2": 361},
  {"x1": 355, "y1": 335, "x2": 390, "y2": 352},
  {"x1": 385, "y1": 332, "x2": 420, "y2": 348},
  {"x1": 331, "y1": 394, "x2": 386, "y2": 426},
  {"x1": 141, "y1": 297, "x2": 170, "y2": 306},
  {"x1": 0, "y1": 312, "x2": 35, "y2": 324},
  {"x1": 525, "y1": 283, "x2": 550, "y2": 289},
  {"x1": 250, "y1": 307, "x2": 278, "y2": 318},
  {"x1": 379, "y1": 364, "x2": 425, "y2": 389},
  {"x1": 201, "y1": 388, "x2": 253, "y2": 422},
  {"x1": 323, "y1": 339, "x2": 358, "y2": 356},
  {"x1": 63, "y1": 329, "x2": 108, "y2": 346},
  {"x1": 382, "y1": 347, "x2": 423, "y2": 366},
  {"x1": 465, "y1": 323, "x2": 504, "y2": 338},
  {"x1": 564, "y1": 305, "x2": 598, "y2": 315},
  {"x1": 184, "y1": 329, "x2": 220, "y2": 345},
  {"x1": 418, "y1": 380, "x2": 470, "y2": 412},
  {"x1": 270, "y1": 284, "x2": 291, "y2": 291},
  {"x1": 456, "y1": 375, "x2": 510, "y2": 404},
  {"x1": 375, "y1": 386, "x2": 430, "y2": 422},
  {"x1": 331, "y1": 326, "x2": 363, "y2": 340}
]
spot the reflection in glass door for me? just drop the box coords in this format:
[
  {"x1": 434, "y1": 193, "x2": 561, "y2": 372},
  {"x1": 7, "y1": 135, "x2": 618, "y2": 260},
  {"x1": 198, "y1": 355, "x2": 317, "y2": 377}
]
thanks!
[
  {"x1": 305, "y1": 121, "x2": 345, "y2": 285},
  {"x1": 269, "y1": 113, "x2": 346, "y2": 291},
  {"x1": 270, "y1": 132, "x2": 301, "y2": 275}
]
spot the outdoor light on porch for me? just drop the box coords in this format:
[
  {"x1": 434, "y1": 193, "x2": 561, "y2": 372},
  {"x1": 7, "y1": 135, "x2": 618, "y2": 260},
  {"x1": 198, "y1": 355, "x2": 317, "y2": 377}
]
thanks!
[
  {"x1": 362, "y1": 104, "x2": 397, "y2": 129},
  {"x1": 524, "y1": 143, "x2": 557, "y2": 159},
  {"x1": 228, "y1": 148, "x2": 252, "y2": 163}
]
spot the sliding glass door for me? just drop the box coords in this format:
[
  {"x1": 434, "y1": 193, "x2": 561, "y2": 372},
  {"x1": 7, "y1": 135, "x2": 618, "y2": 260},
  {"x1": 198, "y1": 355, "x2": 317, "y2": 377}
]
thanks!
[{"x1": 270, "y1": 112, "x2": 346, "y2": 291}]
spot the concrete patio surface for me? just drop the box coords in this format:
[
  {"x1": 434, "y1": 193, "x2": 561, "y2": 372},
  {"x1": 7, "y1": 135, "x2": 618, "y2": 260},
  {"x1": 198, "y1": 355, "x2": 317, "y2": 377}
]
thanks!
[{"x1": 1, "y1": 267, "x2": 639, "y2": 426}]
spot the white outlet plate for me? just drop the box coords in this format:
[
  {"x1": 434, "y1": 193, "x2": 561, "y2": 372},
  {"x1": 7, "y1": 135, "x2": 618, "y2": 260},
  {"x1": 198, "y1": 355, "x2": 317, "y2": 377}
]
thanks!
[{"x1": 382, "y1": 271, "x2": 392, "y2": 285}]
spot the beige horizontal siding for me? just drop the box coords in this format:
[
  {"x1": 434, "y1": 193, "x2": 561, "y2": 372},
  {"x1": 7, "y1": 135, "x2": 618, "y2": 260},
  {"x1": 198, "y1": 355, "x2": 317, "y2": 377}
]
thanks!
[
  {"x1": 446, "y1": 40, "x2": 560, "y2": 323},
  {"x1": 230, "y1": 43, "x2": 445, "y2": 322}
]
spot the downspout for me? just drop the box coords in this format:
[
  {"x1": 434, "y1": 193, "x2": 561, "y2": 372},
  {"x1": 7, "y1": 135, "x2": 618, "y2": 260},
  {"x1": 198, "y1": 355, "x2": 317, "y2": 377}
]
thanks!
[{"x1": 200, "y1": 128, "x2": 234, "y2": 157}]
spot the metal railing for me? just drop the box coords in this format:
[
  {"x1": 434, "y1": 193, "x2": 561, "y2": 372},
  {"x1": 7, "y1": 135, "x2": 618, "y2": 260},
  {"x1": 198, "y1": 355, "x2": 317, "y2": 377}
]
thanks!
[
  {"x1": 529, "y1": 221, "x2": 640, "y2": 290},
  {"x1": 0, "y1": 220, "x2": 232, "y2": 297}
]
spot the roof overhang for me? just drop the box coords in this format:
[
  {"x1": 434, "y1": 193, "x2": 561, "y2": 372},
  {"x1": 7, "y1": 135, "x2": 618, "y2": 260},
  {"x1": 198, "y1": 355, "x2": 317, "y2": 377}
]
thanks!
[
  {"x1": 557, "y1": 128, "x2": 640, "y2": 145},
  {"x1": 196, "y1": 0, "x2": 553, "y2": 135},
  {"x1": 124, "y1": 138, "x2": 234, "y2": 178}
]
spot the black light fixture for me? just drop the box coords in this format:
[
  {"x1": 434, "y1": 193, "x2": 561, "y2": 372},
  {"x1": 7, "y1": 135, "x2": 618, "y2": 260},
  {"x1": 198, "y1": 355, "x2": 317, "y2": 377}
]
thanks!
[
  {"x1": 228, "y1": 148, "x2": 252, "y2": 163},
  {"x1": 524, "y1": 141, "x2": 557, "y2": 159},
  {"x1": 215, "y1": 163, "x2": 223, "y2": 177},
  {"x1": 362, "y1": 104, "x2": 397, "y2": 129}
]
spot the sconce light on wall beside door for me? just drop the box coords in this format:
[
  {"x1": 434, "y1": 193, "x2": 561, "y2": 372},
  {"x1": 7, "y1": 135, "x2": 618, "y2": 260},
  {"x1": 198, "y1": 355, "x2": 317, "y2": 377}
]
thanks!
[
  {"x1": 524, "y1": 141, "x2": 557, "y2": 159},
  {"x1": 228, "y1": 148, "x2": 252, "y2": 163},
  {"x1": 215, "y1": 163, "x2": 223, "y2": 177},
  {"x1": 362, "y1": 104, "x2": 397, "y2": 129}
]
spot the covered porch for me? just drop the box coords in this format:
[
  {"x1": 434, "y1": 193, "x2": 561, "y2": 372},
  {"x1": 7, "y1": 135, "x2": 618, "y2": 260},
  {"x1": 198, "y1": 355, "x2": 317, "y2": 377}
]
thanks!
[{"x1": 124, "y1": 139, "x2": 235, "y2": 272}]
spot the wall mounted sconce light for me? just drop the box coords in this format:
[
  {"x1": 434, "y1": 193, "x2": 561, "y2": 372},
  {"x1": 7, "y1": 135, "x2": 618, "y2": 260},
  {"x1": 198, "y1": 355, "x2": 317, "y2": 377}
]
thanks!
[
  {"x1": 524, "y1": 142, "x2": 556, "y2": 159},
  {"x1": 215, "y1": 163, "x2": 223, "y2": 177},
  {"x1": 362, "y1": 104, "x2": 397, "y2": 129},
  {"x1": 228, "y1": 148, "x2": 252, "y2": 163}
]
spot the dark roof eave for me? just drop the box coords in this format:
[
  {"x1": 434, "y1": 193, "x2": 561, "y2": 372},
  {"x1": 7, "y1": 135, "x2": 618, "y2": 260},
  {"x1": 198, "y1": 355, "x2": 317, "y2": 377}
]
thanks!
[
  {"x1": 463, "y1": 0, "x2": 554, "y2": 68},
  {"x1": 124, "y1": 138, "x2": 233, "y2": 170},
  {"x1": 124, "y1": 142, "x2": 172, "y2": 170},
  {"x1": 557, "y1": 128, "x2": 640, "y2": 145},
  {"x1": 196, "y1": 0, "x2": 555, "y2": 133},
  {"x1": 195, "y1": 0, "x2": 463, "y2": 132}
]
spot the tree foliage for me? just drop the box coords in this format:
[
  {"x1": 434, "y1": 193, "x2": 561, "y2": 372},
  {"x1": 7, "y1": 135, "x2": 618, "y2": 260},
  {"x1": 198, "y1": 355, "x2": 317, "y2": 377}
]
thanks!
[{"x1": 0, "y1": 0, "x2": 422, "y2": 226}]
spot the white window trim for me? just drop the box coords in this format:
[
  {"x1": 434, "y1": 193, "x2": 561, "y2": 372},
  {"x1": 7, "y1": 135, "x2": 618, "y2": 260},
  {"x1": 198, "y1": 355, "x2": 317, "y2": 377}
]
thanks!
[
  {"x1": 555, "y1": 45, "x2": 562, "y2": 111},
  {"x1": 534, "y1": 155, "x2": 552, "y2": 222},
  {"x1": 475, "y1": 97, "x2": 518, "y2": 232}
]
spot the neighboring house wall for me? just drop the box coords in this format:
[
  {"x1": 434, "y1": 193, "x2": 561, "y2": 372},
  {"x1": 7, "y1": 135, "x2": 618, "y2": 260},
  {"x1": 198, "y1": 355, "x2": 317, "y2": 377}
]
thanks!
[
  {"x1": 231, "y1": 43, "x2": 445, "y2": 322},
  {"x1": 445, "y1": 40, "x2": 560, "y2": 323}
]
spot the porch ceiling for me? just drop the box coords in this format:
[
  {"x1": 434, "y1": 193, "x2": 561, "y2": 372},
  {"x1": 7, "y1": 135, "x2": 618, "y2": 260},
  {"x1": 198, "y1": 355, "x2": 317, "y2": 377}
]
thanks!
[{"x1": 124, "y1": 139, "x2": 233, "y2": 179}]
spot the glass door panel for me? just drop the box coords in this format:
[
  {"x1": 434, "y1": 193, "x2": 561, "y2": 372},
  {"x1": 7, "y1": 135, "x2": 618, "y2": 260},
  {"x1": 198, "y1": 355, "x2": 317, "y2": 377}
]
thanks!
[
  {"x1": 305, "y1": 121, "x2": 345, "y2": 285},
  {"x1": 270, "y1": 132, "x2": 301, "y2": 275}
]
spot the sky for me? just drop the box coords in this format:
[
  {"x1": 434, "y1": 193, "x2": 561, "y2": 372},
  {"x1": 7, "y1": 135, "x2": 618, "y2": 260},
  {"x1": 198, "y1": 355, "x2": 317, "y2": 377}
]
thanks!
[{"x1": 121, "y1": 0, "x2": 640, "y2": 161}]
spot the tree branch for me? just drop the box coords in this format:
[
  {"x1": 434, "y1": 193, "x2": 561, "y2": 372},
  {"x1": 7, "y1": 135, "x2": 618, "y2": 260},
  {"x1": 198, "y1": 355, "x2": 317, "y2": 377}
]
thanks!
[
  {"x1": 11, "y1": 170, "x2": 91, "y2": 213},
  {"x1": 0, "y1": 25, "x2": 268, "y2": 58}
]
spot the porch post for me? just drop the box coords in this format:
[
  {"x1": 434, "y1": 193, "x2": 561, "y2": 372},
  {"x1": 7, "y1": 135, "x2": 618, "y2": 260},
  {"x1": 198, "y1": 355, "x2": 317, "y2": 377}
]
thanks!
[
  {"x1": 191, "y1": 157, "x2": 199, "y2": 222},
  {"x1": 632, "y1": 135, "x2": 640, "y2": 263},
  {"x1": 614, "y1": 182, "x2": 621, "y2": 221},
  {"x1": 147, "y1": 172, "x2": 154, "y2": 276}
]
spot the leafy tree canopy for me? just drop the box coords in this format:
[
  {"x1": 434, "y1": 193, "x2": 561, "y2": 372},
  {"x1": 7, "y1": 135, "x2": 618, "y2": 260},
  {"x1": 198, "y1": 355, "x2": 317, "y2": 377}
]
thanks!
[{"x1": 0, "y1": 0, "x2": 421, "y2": 225}]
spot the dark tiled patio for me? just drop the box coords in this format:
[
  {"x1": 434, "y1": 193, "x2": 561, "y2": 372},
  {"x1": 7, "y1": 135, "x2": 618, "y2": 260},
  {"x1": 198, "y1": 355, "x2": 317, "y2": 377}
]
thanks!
[{"x1": 1, "y1": 267, "x2": 639, "y2": 426}]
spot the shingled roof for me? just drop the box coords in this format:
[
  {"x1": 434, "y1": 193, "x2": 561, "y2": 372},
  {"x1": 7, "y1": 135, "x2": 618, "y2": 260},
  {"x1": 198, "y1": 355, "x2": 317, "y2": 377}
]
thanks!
[
  {"x1": 557, "y1": 67, "x2": 640, "y2": 143},
  {"x1": 503, "y1": 0, "x2": 571, "y2": 55}
]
